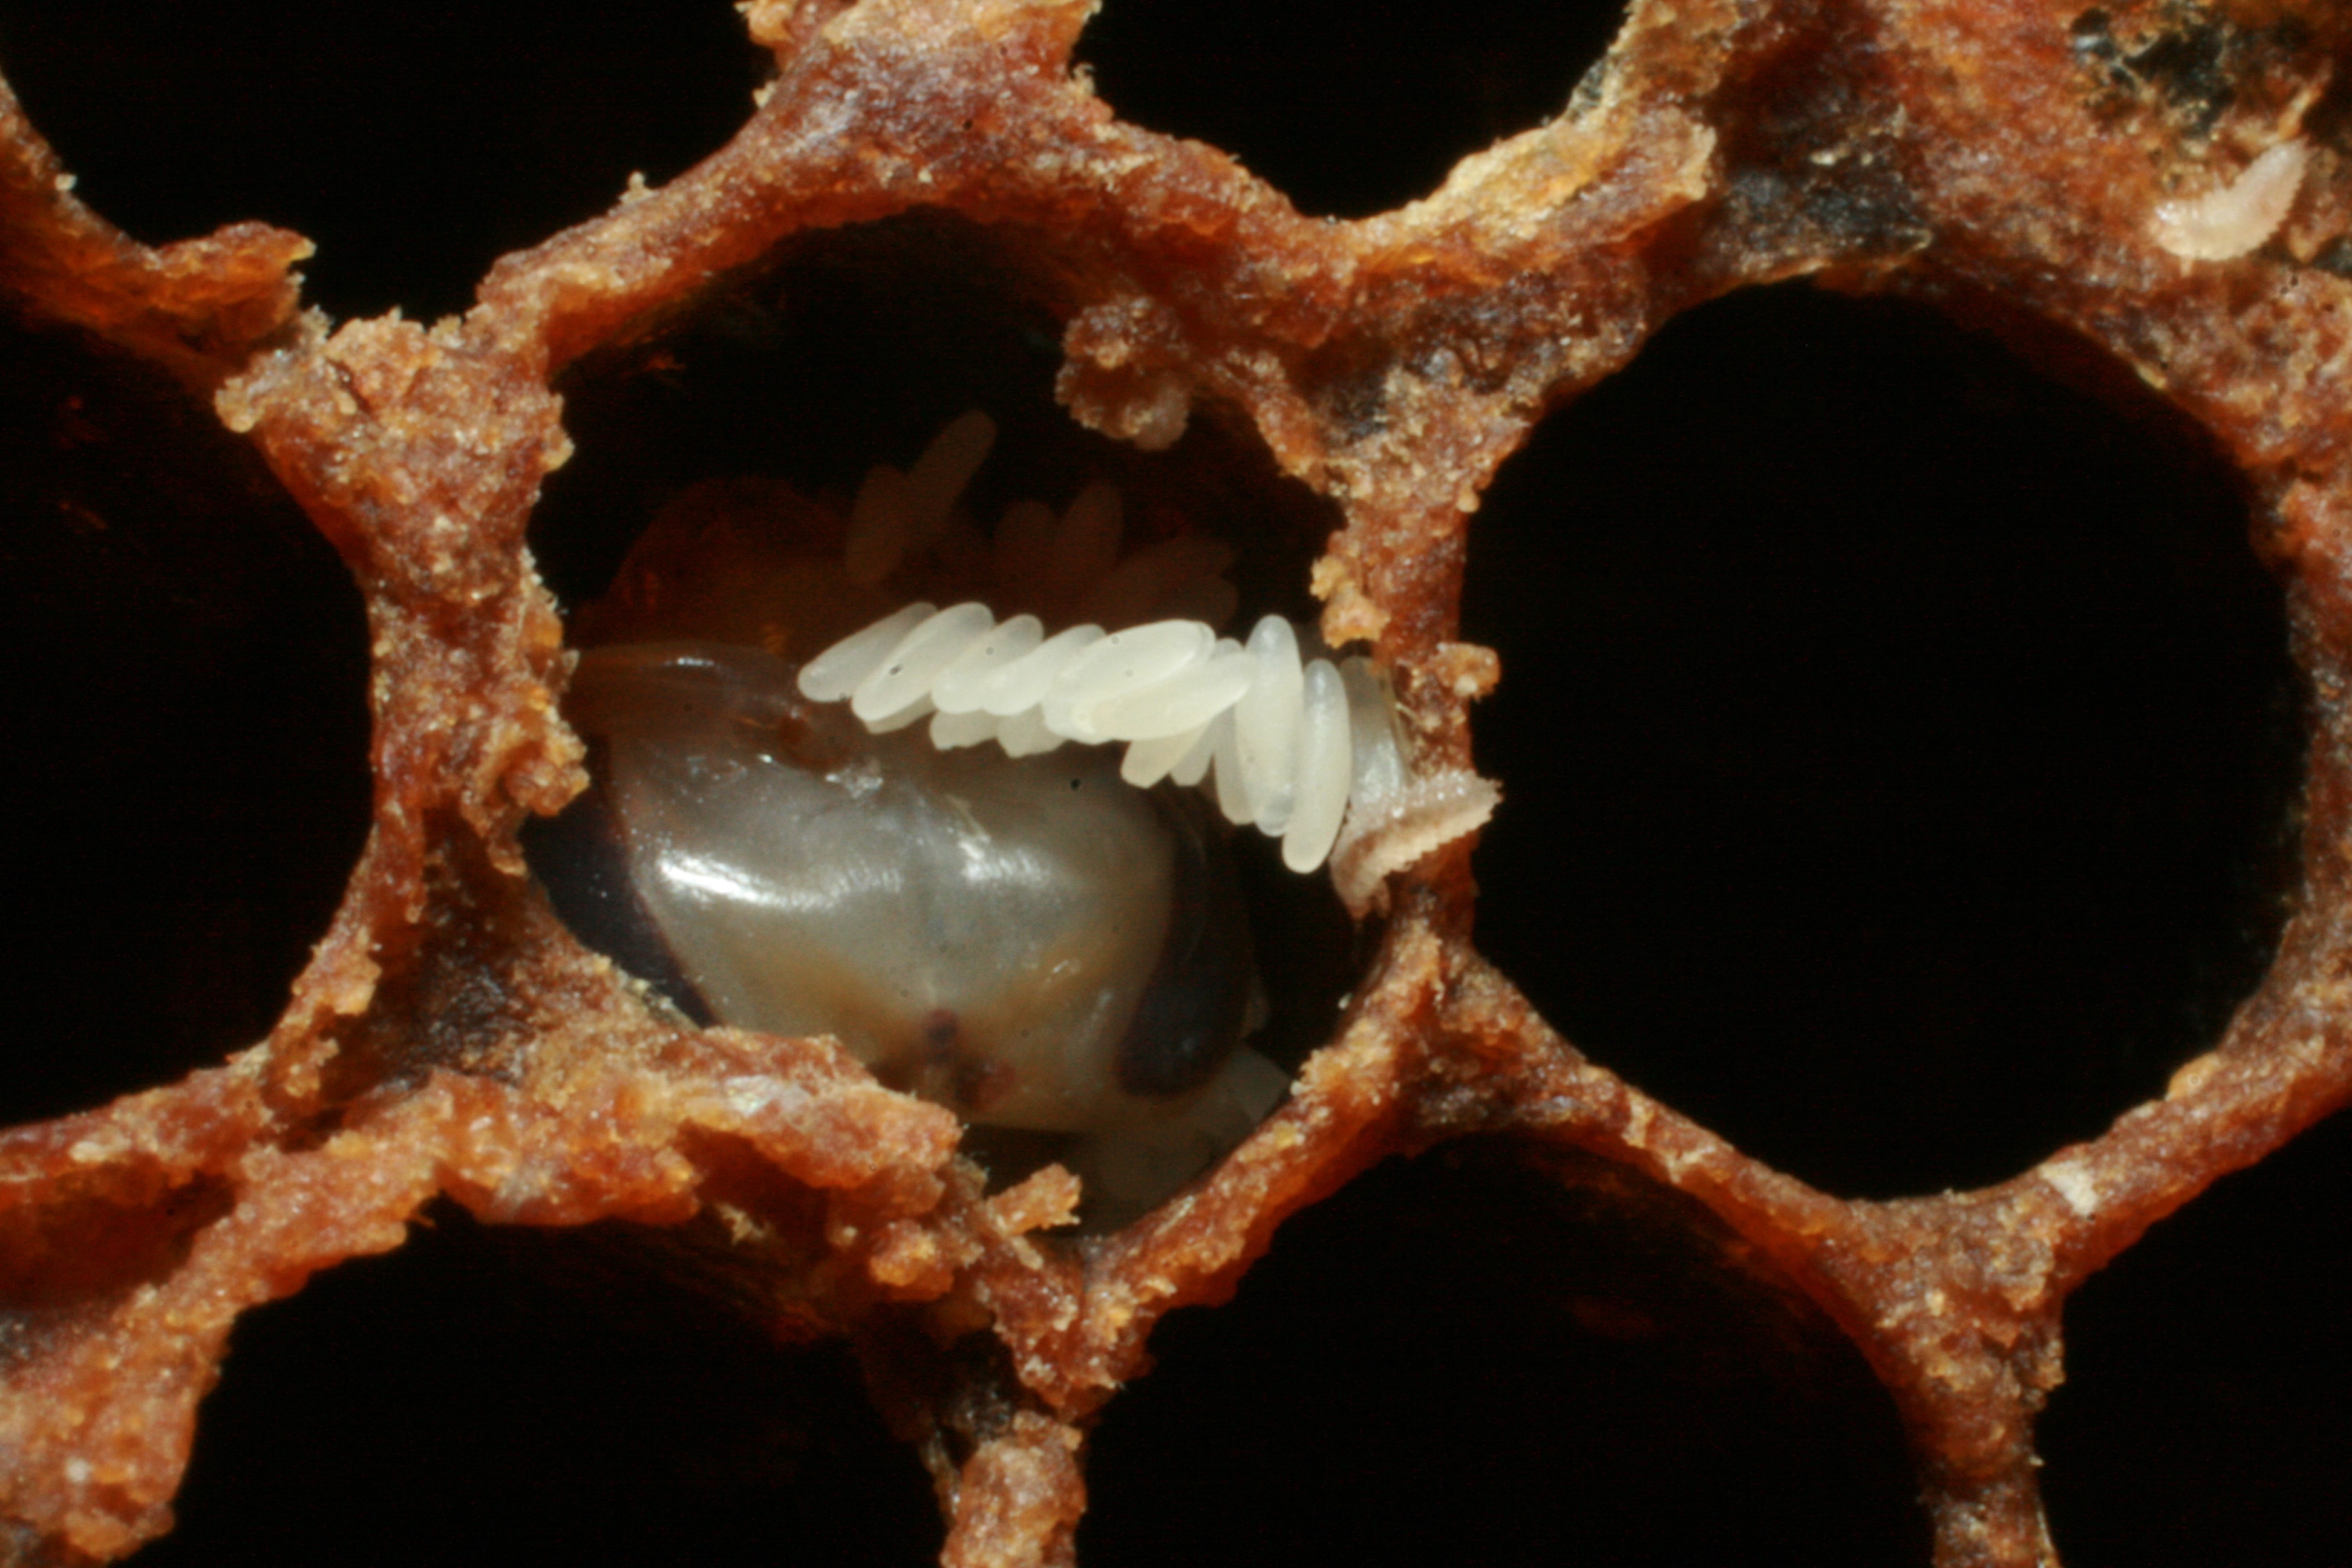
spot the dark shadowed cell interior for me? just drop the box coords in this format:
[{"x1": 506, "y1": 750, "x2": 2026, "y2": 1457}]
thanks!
[
  {"x1": 0, "y1": 0, "x2": 762, "y2": 322},
  {"x1": 2039, "y1": 1110, "x2": 2352, "y2": 1568},
  {"x1": 1076, "y1": 0, "x2": 1630, "y2": 218},
  {"x1": 141, "y1": 1204, "x2": 942, "y2": 1568},
  {"x1": 0, "y1": 318, "x2": 372, "y2": 1129},
  {"x1": 1083, "y1": 1142, "x2": 1930, "y2": 1567},
  {"x1": 529, "y1": 209, "x2": 1341, "y2": 630},
  {"x1": 1463, "y1": 282, "x2": 2300, "y2": 1201}
]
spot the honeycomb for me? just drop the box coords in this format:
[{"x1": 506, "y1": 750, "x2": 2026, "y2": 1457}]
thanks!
[{"x1": 1, "y1": 0, "x2": 2348, "y2": 1563}]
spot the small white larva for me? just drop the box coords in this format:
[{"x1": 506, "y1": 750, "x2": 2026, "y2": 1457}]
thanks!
[{"x1": 2151, "y1": 138, "x2": 2311, "y2": 263}]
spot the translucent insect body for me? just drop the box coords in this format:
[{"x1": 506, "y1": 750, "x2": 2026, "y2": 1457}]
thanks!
[{"x1": 551, "y1": 636, "x2": 1292, "y2": 1220}]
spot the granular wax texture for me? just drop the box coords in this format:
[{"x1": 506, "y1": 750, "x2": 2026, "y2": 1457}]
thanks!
[{"x1": 2, "y1": 0, "x2": 2350, "y2": 1563}]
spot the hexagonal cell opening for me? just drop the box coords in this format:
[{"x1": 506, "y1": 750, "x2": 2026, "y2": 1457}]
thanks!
[
  {"x1": 143, "y1": 1201, "x2": 942, "y2": 1568},
  {"x1": 0, "y1": 315, "x2": 373, "y2": 1127},
  {"x1": 526, "y1": 211, "x2": 1359, "y2": 1224},
  {"x1": 0, "y1": 0, "x2": 766, "y2": 321},
  {"x1": 2039, "y1": 1109, "x2": 2352, "y2": 1567},
  {"x1": 1080, "y1": 1138, "x2": 1929, "y2": 1566},
  {"x1": 1075, "y1": 0, "x2": 1632, "y2": 218},
  {"x1": 1461, "y1": 281, "x2": 2299, "y2": 1200}
]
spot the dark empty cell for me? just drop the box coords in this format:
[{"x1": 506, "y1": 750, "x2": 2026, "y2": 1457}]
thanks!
[
  {"x1": 143, "y1": 1204, "x2": 942, "y2": 1568},
  {"x1": 1082, "y1": 1142, "x2": 1927, "y2": 1568},
  {"x1": 2040, "y1": 1111, "x2": 2352, "y2": 1568},
  {"x1": 0, "y1": 318, "x2": 371, "y2": 1127},
  {"x1": 0, "y1": 0, "x2": 761, "y2": 321},
  {"x1": 1077, "y1": 0, "x2": 1628, "y2": 218},
  {"x1": 1460, "y1": 283, "x2": 2296, "y2": 1200}
]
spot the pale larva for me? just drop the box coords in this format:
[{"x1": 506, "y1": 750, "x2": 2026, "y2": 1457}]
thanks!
[{"x1": 2151, "y1": 138, "x2": 2311, "y2": 263}]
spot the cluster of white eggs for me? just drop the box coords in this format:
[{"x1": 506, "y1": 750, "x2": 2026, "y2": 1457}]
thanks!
[
  {"x1": 799, "y1": 606, "x2": 1368, "y2": 874},
  {"x1": 793, "y1": 410, "x2": 1402, "y2": 877}
]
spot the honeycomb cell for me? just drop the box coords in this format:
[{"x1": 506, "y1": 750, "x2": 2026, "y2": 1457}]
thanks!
[
  {"x1": 0, "y1": 315, "x2": 370, "y2": 1128},
  {"x1": 2039, "y1": 1111, "x2": 2352, "y2": 1568},
  {"x1": 0, "y1": 0, "x2": 762, "y2": 320},
  {"x1": 1081, "y1": 1142, "x2": 1929, "y2": 1567},
  {"x1": 141, "y1": 1204, "x2": 942, "y2": 1568},
  {"x1": 1074, "y1": 0, "x2": 1630, "y2": 218},
  {"x1": 1463, "y1": 283, "x2": 2298, "y2": 1198},
  {"x1": 527, "y1": 213, "x2": 1354, "y2": 1218}
]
